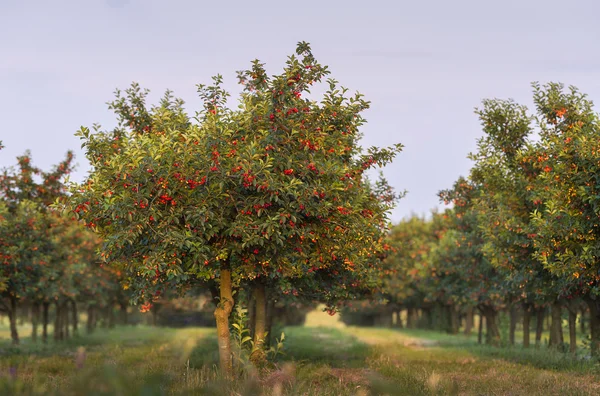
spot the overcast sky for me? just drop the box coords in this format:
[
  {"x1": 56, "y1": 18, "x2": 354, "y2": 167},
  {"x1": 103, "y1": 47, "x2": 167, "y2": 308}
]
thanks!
[{"x1": 2, "y1": 0, "x2": 600, "y2": 222}]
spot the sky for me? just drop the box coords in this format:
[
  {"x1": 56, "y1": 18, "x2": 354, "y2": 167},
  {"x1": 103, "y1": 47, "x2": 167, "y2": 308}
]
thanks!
[{"x1": 2, "y1": 0, "x2": 600, "y2": 222}]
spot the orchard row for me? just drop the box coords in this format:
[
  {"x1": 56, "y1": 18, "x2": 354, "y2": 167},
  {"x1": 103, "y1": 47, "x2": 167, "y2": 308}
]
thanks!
[{"x1": 365, "y1": 83, "x2": 600, "y2": 358}]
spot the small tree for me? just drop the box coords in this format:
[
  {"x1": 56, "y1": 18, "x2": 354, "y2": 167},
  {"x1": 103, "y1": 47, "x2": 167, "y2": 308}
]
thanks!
[{"x1": 68, "y1": 42, "x2": 402, "y2": 376}]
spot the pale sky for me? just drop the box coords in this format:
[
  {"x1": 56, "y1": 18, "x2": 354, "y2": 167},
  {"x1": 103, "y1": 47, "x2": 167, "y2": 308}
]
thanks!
[{"x1": 2, "y1": 0, "x2": 600, "y2": 222}]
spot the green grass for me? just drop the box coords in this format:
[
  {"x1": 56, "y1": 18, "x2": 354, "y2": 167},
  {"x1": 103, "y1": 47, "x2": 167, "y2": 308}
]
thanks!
[{"x1": 1, "y1": 317, "x2": 600, "y2": 395}]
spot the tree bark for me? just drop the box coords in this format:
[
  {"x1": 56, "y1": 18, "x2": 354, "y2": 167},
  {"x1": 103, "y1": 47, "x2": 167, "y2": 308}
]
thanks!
[
  {"x1": 265, "y1": 298, "x2": 275, "y2": 348},
  {"x1": 449, "y1": 305, "x2": 459, "y2": 334},
  {"x1": 522, "y1": 303, "x2": 531, "y2": 348},
  {"x1": 31, "y1": 302, "x2": 40, "y2": 343},
  {"x1": 8, "y1": 297, "x2": 19, "y2": 345},
  {"x1": 464, "y1": 307, "x2": 474, "y2": 335},
  {"x1": 54, "y1": 302, "x2": 63, "y2": 341},
  {"x1": 567, "y1": 302, "x2": 577, "y2": 355},
  {"x1": 247, "y1": 290, "x2": 256, "y2": 339},
  {"x1": 585, "y1": 297, "x2": 600, "y2": 357},
  {"x1": 251, "y1": 282, "x2": 267, "y2": 363},
  {"x1": 482, "y1": 305, "x2": 500, "y2": 346},
  {"x1": 549, "y1": 301, "x2": 564, "y2": 348},
  {"x1": 406, "y1": 307, "x2": 416, "y2": 329},
  {"x1": 535, "y1": 307, "x2": 545, "y2": 347},
  {"x1": 509, "y1": 305, "x2": 518, "y2": 346},
  {"x1": 214, "y1": 267, "x2": 234, "y2": 377},
  {"x1": 42, "y1": 302, "x2": 49, "y2": 344},
  {"x1": 63, "y1": 303, "x2": 70, "y2": 339},
  {"x1": 422, "y1": 307, "x2": 433, "y2": 329},
  {"x1": 580, "y1": 306, "x2": 586, "y2": 334}
]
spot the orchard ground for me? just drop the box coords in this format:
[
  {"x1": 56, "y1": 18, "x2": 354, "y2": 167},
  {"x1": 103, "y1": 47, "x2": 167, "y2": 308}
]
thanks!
[{"x1": 1, "y1": 308, "x2": 599, "y2": 395}]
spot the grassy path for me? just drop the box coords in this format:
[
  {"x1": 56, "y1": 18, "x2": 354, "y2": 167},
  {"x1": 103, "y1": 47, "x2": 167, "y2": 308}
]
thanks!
[{"x1": 1, "y1": 320, "x2": 600, "y2": 395}]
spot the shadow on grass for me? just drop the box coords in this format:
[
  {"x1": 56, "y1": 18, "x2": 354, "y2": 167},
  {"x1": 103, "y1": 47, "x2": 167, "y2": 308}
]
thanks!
[{"x1": 187, "y1": 326, "x2": 373, "y2": 369}]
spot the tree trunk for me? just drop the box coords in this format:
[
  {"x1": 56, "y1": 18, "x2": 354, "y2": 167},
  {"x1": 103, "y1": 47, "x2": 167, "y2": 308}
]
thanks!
[
  {"x1": 71, "y1": 300, "x2": 78, "y2": 336},
  {"x1": 251, "y1": 282, "x2": 267, "y2": 363},
  {"x1": 509, "y1": 305, "x2": 518, "y2": 346},
  {"x1": 421, "y1": 307, "x2": 433, "y2": 329},
  {"x1": 549, "y1": 301, "x2": 564, "y2": 348},
  {"x1": 8, "y1": 297, "x2": 19, "y2": 345},
  {"x1": 54, "y1": 302, "x2": 63, "y2": 341},
  {"x1": 449, "y1": 305, "x2": 459, "y2": 334},
  {"x1": 63, "y1": 303, "x2": 70, "y2": 339},
  {"x1": 482, "y1": 306, "x2": 500, "y2": 346},
  {"x1": 42, "y1": 302, "x2": 49, "y2": 344},
  {"x1": 86, "y1": 304, "x2": 95, "y2": 334},
  {"x1": 247, "y1": 290, "x2": 256, "y2": 339},
  {"x1": 406, "y1": 307, "x2": 416, "y2": 329},
  {"x1": 265, "y1": 298, "x2": 275, "y2": 348},
  {"x1": 585, "y1": 297, "x2": 600, "y2": 357},
  {"x1": 31, "y1": 302, "x2": 40, "y2": 343},
  {"x1": 522, "y1": 303, "x2": 531, "y2": 348},
  {"x1": 535, "y1": 307, "x2": 544, "y2": 347},
  {"x1": 580, "y1": 306, "x2": 586, "y2": 334},
  {"x1": 214, "y1": 268, "x2": 234, "y2": 377},
  {"x1": 477, "y1": 312, "x2": 484, "y2": 344},
  {"x1": 567, "y1": 302, "x2": 577, "y2": 355},
  {"x1": 464, "y1": 307, "x2": 474, "y2": 335}
]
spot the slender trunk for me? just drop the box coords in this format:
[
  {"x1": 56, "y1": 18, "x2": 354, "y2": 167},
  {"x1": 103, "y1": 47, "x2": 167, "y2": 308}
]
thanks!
[
  {"x1": 214, "y1": 268, "x2": 234, "y2": 377},
  {"x1": 42, "y1": 302, "x2": 49, "y2": 344},
  {"x1": 477, "y1": 312, "x2": 484, "y2": 344},
  {"x1": 522, "y1": 303, "x2": 531, "y2": 348},
  {"x1": 251, "y1": 282, "x2": 267, "y2": 363},
  {"x1": 567, "y1": 303, "x2": 577, "y2": 355},
  {"x1": 422, "y1": 307, "x2": 433, "y2": 329},
  {"x1": 580, "y1": 306, "x2": 586, "y2": 334},
  {"x1": 265, "y1": 298, "x2": 275, "y2": 348},
  {"x1": 449, "y1": 305, "x2": 459, "y2": 334},
  {"x1": 406, "y1": 307, "x2": 415, "y2": 329},
  {"x1": 8, "y1": 297, "x2": 19, "y2": 345},
  {"x1": 585, "y1": 297, "x2": 600, "y2": 357},
  {"x1": 64, "y1": 303, "x2": 70, "y2": 339},
  {"x1": 464, "y1": 307, "x2": 474, "y2": 335},
  {"x1": 482, "y1": 306, "x2": 500, "y2": 346},
  {"x1": 54, "y1": 302, "x2": 63, "y2": 341},
  {"x1": 549, "y1": 301, "x2": 564, "y2": 348},
  {"x1": 31, "y1": 302, "x2": 40, "y2": 343},
  {"x1": 535, "y1": 307, "x2": 544, "y2": 347},
  {"x1": 71, "y1": 300, "x2": 78, "y2": 336},
  {"x1": 247, "y1": 290, "x2": 256, "y2": 339},
  {"x1": 509, "y1": 305, "x2": 518, "y2": 346}
]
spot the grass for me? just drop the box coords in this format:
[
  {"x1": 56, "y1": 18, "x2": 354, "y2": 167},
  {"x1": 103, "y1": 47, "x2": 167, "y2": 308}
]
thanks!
[{"x1": 0, "y1": 312, "x2": 599, "y2": 395}]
